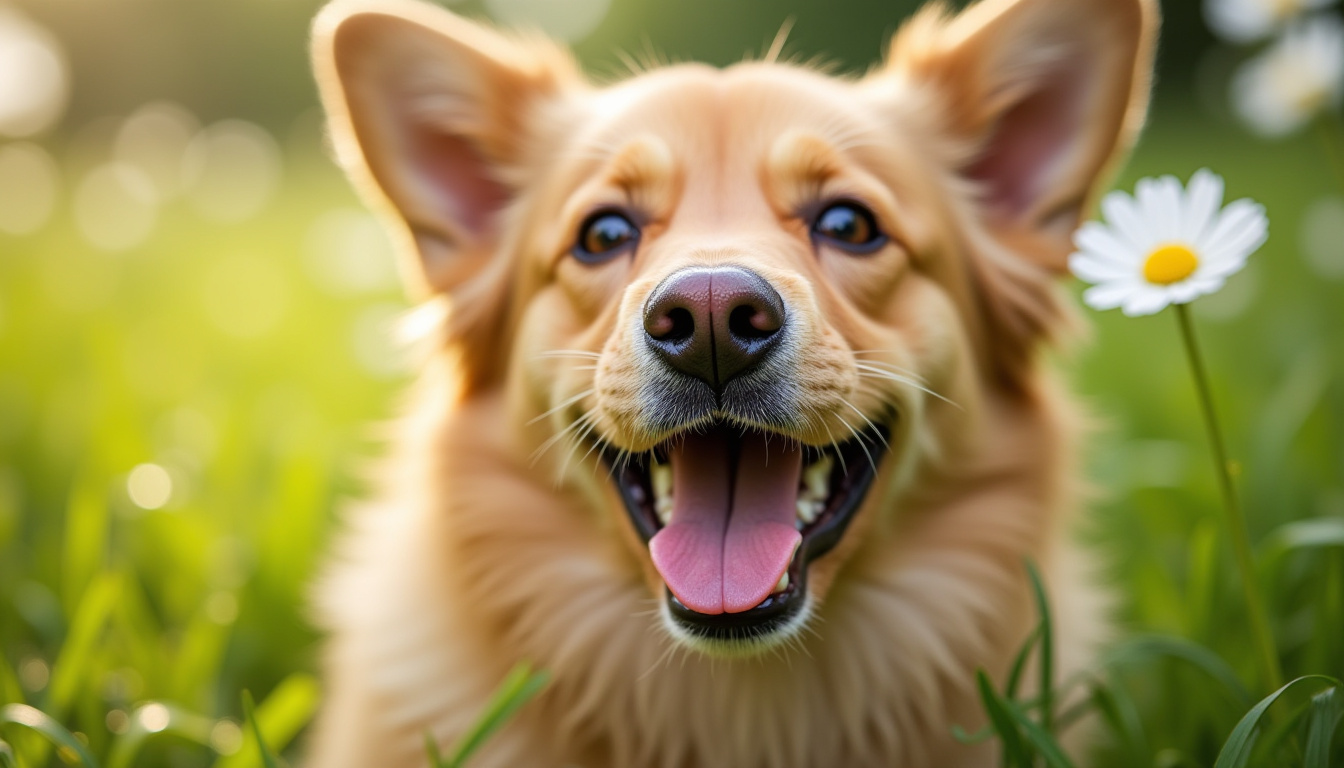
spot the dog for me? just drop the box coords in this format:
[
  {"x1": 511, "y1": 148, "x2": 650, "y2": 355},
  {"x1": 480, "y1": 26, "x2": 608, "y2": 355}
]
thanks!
[{"x1": 306, "y1": 0, "x2": 1157, "y2": 764}]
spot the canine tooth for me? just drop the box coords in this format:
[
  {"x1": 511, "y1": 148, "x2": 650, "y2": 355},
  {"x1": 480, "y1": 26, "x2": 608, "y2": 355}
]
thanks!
[
  {"x1": 656, "y1": 498, "x2": 674, "y2": 526},
  {"x1": 803, "y1": 455, "x2": 833, "y2": 500},
  {"x1": 773, "y1": 572, "x2": 790, "y2": 593},
  {"x1": 652, "y1": 463, "x2": 673, "y2": 525},
  {"x1": 795, "y1": 499, "x2": 821, "y2": 525}
]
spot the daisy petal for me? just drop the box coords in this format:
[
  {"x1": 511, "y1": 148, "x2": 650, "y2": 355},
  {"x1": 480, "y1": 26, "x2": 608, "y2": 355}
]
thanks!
[
  {"x1": 1138, "y1": 175, "x2": 1184, "y2": 243},
  {"x1": 1099, "y1": 191, "x2": 1150, "y2": 251},
  {"x1": 1182, "y1": 169, "x2": 1225, "y2": 243},
  {"x1": 1167, "y1": 280, "x2": 1211, "y2": 304},
  {"x1": 1121, "y1": 287, "x2": 1172, "y2": 317},
  {"x1": 1198, "y1": 251, "x2": 1249, "y2": 280},
  {"x1": 1081, "y1": 280, "x2": 1135, "y2": 311},
  {"x1": 1204, "y1": 199, "x2": 1268, "y2": 260},
  {"x1": 1070, "y1": 252, "x2": 1135, "y2": 283},
  {"x1": 1074, "y1": 222, "x2": 1138, "y2": 265}
]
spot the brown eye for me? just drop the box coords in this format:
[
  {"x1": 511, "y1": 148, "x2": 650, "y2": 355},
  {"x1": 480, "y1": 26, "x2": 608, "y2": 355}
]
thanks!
[
  {"x1": 812, "y1": 202, "x2": 886, "y2": 253},
  {"x1": 574, "y1": 211, "x2": 639, "y2": 263}
]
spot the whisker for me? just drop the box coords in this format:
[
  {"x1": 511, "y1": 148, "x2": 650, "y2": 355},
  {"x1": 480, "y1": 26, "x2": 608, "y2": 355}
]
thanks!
[
  {"x1": 819, "y1": 417, "x2": 848, "y2": 476},
  {"x1": 527, "y1": 388, "x2": 596, "y2": 426},
  {"x1": 851, "y1": 357, "x2": 926, "y2": 379},
  {"x1": 529, "y1": 415, "x2": 590, "y2": 467},
  {"x1": 556, "y1": 413, "x2": 598, "y2": 483},
  {"x1": 841, "y1": 398, "x2": 891, "y2": 453},
  {"x1": 837, "y1": 415, "x2": 877, "y2": 474},
  {"x1": 536, "y1": 349, "x2": 602, "y2": 360},
  {"x1": 854, "y1": 365, "x2": 961, "y2": 410}
]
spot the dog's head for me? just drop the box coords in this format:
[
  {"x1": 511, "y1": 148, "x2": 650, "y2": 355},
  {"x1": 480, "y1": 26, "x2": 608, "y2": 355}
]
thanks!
[{"x1": 314, "y1": 0, "x2": 1155, "y2": 653}]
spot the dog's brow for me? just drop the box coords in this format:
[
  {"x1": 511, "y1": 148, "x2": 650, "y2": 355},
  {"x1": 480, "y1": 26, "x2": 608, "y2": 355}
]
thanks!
[
  {"x1": 763, "y1": 132, "x2": 846, "y2": 211},
  {"x1": 605, "y1": 136, "x2": 679, "y2": 204}
]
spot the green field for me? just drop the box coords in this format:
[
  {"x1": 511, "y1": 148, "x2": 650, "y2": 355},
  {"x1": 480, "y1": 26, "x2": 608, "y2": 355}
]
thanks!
[{"x1": 3, "y1": 0, "x2": 1344, "y2": 764}]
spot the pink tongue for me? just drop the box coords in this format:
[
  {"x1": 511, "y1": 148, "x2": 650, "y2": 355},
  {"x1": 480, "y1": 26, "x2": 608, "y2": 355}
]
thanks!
[{"x1": 648, "y1": 431, "x2": 803, "y2": 614}]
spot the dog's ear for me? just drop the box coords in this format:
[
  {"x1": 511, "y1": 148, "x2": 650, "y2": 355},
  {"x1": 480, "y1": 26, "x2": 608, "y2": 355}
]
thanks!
[
  {"x1": 884, "y1": 0, "x2": 1158, "y2": 273},
  {"x1": 312, "y1": 0, "x2": 580, "y2": 296}
]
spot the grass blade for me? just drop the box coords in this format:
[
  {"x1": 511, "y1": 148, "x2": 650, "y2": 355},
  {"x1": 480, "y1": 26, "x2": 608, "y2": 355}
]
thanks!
[
  {"x1": 0, "y1": 739, "x2": 16, "y2": 768},
  {"x1": 60, "y1": 471, "x2": 108, "y2": 613},
  {"x1": 1003, "y1": 625, "x2": 1040, "y2": 703},
  {"x1": 215, "y1": 674, "x2": 320, "y2": 768},
  {"x1": 0, "y1": 653, "x2": 23, "y2": 707},
  {"x1": 105, "y1": 702, "x2": 216, "y2": 768},
  {"x1": 243, "y1": 691, "x2": 279, "y2": 768},
  {"x1": 45, "y1": 573, "x2": 120, "y2": 719},
  {"x1": 1006, "y1": 700, "x2": 1077, "y2": 768},
  {"x1": 1024, "y1": 560, "x2": 1054, "y2": 732},
  {"x1": 1213, "y1": 675, "x2": 1341, "y2": 768},
  {"x1": 1260, "y1": 517, "x2": 1344, "y2": 570},
  {"x1": 0, "y1": 703, "x2": 99, "y2": 767},
  {"x1": 1088, "y1": 678, "x2": 1148, "y2": 765},
  {"x1": 447, "y1": 662, "x2": 549, "y2": 768},
  {"x1": 975, "y1": 669, "x2": 1028, "y2": 767},
  {"x1": 1303, "y1": 687, "x2": 1342, "y2": 768},
  {"x1": 1104, "y1": 635, "x2": 1252, "y2": 706}
]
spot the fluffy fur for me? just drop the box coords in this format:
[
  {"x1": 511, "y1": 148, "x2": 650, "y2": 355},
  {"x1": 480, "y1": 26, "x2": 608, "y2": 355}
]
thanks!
[{"x1": 306, "y1": 0, "x2": 1158, "y2": 765}]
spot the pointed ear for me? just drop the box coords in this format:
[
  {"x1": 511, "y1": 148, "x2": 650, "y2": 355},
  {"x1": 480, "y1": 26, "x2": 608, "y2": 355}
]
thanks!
[
  {"x1": 886, "y1": 0, "x2": 1158, "y2": 272},
  {"x1": 311, "y1": 0, "x2": 581, "y2": 296}
]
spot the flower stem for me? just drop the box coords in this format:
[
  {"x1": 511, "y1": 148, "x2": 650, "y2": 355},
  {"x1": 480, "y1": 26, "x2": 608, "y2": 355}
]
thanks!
[
  {"x1": 1174, "y1": 304, "x2": 1282, "y2": 693},
  {"x1": 1317, "y1": 113, "x2": 1344, "y2": 193}
]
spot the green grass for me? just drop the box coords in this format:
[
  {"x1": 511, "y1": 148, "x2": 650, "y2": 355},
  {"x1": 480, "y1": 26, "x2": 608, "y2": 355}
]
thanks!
[{"x1": 2, "y1": 101, "x2": 1343, "y2": 766}]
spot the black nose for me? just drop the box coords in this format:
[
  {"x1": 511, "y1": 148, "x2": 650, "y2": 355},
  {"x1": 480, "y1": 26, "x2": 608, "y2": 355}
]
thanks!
[{"x1": 643, "y1": 266, "x2": 786, "y2": 391}]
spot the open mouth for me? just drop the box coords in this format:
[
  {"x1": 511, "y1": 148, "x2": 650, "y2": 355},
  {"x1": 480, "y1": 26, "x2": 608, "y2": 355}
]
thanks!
[{"x1": 608, "y1": 420, "x2": 888, "y2": 641}]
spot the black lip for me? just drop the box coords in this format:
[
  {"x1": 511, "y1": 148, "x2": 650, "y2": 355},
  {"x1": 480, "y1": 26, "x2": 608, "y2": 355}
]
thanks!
[{"x1": 608, "y1": 421, "x2": 889, "y2": 642}]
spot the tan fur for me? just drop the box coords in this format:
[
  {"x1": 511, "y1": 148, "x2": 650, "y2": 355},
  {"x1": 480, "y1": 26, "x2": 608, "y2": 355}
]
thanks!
[{"x1": 306, "y1": 0, "x2": 1157, "y2": 765}]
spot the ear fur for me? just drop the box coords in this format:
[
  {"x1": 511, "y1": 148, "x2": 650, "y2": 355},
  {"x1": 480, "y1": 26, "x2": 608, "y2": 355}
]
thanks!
[
  {"x1": 311, "y1": 0, "x2": 581, "y2": 296},
  {"x1": 889, "y1": 0, "x2": 1158, "y2": 273}
]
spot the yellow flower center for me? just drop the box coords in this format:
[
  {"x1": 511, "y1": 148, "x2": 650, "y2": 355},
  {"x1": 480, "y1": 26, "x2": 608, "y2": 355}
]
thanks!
[{"x1": 1143, "y1": 244, "x2": 1200, "y2": 285}]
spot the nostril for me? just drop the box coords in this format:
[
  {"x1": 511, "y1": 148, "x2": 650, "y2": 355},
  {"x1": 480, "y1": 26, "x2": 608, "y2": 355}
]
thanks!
[
  {"x1": 648, "y1": 306, "x2": 696, "y2": 342},
  {"x1": 728, "y1": 304, "x2": 780, "y2": 341}
]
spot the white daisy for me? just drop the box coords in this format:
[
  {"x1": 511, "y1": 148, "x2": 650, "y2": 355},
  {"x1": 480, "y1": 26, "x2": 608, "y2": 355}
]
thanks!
[
  {"x1": 1069, "y1": 170, "x2": 1269, "y2": 317},
  {"x1": 1231, "y1": 15, "x2": 1344, "y2": 137},
  {"x1": 1205, "y1": 0, "x2": 1337, "y2": 44}
]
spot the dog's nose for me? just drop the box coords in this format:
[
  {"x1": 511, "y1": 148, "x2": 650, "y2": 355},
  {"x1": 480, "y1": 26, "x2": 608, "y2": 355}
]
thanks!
[{"x1": 643, "y1": 266, "x2": 785, "y2": 390}]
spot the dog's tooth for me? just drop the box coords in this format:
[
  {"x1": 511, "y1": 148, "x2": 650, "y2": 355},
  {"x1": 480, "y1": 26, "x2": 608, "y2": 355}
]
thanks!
[
  {"x1": 795, "y1": 499, "x2": 821, "y2": 526},
  {"x1": 803, "y1": 455, "x2": 833, "y2": 500},
  {"x1": 652, "y1": 462, "x2": 673, "y2": 525},
  {"x1": 656, "y1": 498, "x2": 674, "y2": 526},
  {"x1": 773, "y1": 572, "x2": 790, "y2": 594}
]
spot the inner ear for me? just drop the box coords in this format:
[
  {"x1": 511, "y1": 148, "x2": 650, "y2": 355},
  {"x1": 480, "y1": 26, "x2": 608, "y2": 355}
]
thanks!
[
  {"x1": 882, "y1": 0, "x2": 1157, "y2": 273},
  {"x1": 967, "y1": 57, "x2": 1087, "y2": 223},
  {"x1": 313, "y1": 2, "x2": 580, "y2": 296}
]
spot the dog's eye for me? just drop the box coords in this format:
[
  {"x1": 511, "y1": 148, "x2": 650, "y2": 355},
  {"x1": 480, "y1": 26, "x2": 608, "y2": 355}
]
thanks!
[
  {"x1": 574, "y1": 212, "x2": 640, "y2": 263},
  {"x1": 812, "y1": 202, "x2": 886, "y2": 253}
]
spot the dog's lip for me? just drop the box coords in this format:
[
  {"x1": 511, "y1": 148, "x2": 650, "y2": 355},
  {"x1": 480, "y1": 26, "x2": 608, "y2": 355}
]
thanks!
[{"x1": 606, "y1": 419, "x2": 888, "y2": 636}]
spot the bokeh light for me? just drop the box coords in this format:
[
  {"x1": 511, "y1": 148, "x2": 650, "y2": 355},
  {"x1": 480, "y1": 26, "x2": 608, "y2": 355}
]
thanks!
[
  {"x1": 73, "y1": 162, "x2": 158, "y2": 252},
  {"x1": 0, "y1": 141, "x2": 59, "y2": 234},
  {"x1": 126, "y1": 463, "x2": 173, "y2": 510},
  {"x1": 136, "y1": 703, "x2": 171, "y2": 734},
  {"x1": 182, "y1": 120, "x2": 283, "y2": 223},
  {"x1": 303, "y1": 208, "x2": 401, "y2": 296},
  {"x1": 0, "y1": 5, "x2": 67, "y2": 137},
  {"x1": 1300, "y1": 195, "x2": 1344, "y2": 278},
  {"x1": 113, "y1": 101, "x2": 201, "y2": 202}
]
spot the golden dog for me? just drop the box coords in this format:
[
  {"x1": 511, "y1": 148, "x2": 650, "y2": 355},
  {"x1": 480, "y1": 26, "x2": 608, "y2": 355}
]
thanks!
[{"x1": 306, "y1": 0, "x2": 1157, "y2": 764}]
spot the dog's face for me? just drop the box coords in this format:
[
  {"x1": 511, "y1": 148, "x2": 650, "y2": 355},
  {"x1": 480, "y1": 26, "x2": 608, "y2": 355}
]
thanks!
[{"x1": 315, "y1": 0, "x2": 1153, "y2": 652}]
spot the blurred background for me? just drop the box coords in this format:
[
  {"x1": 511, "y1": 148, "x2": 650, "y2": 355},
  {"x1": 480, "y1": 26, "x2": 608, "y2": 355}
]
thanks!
[{"x1": 0, "y1": 0, "x2": 1341, "y2": 765}]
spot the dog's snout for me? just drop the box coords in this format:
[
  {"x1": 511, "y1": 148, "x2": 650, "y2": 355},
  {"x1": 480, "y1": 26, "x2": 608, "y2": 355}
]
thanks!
[{"x1": 643, "y1": 266, "x2": 785, "y2": 390}]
